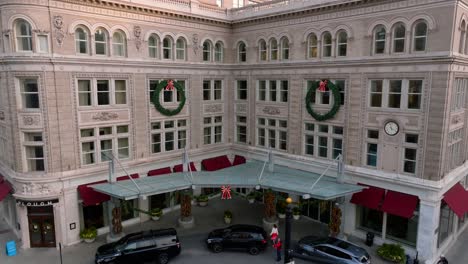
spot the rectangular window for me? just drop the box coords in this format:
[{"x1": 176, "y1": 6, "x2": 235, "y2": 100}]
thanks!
[
  {"x1": 366, "y1": 143, "x2": 378, "y2": 167},
  {"x1": 96, "y1": 80, "x2": 110, "y2": 105},
  {"x1": 258, "y1": 80, "x2": 288, "y2": 102},
  {"x1": 304, "y1": 123, "x2": 343, "y2": 159},
  {"x1": 23, "y1": 132, "x2": 44, "y2": 172},
  {"x1": 403, "y1": 148, "x2": 417, "y2": 173},
  {"x1": 370, "y1": 80, "x2": 383, "y2": 107},
  {"x1": 257, "y1": 117, "x2": 287, "y2": 151},
  {"x1": 332, "y1": 138, "x2": 343, "y2": 159},
  {"x1": 114, "y1": 80, "x2": 127, "y2": 104},
  {"x1": 280, "y1": 80, "x2": 288, "y2": 102},
  {"x1": 408, "y1": 80, "x2": 422, "y2": 109},
  {"x1": 370, "y1": 79, "x2": 423, "y2": 110},
  {"x1": 318, "y1": 136, "x2": 328, "y2": 158},
  {"x1": 203, "y1": 80, "x2": 222, "y2": 101},
  {"x1": 37, "y1": 35, "x2": 48, "y2": 53},
  {"x1": 237, "y1": 80, "x2": 248, "y2": 100},
  {"x1": 305, "y1": 135, "x2": 314, "y2": 155},
  {"x1": 388, "y1": 80, "x2": 402, "y2": 108},
  {"x1": 78, "y1": 80, "x2": 92, "y2": 106},
  {"x1": 214, "y1": 80, "x2": 222, "y2": 100},
  {"x1": 77, "y1": 78, "x2": 130, "y2": 107},
  {"x1": 21, "y1": 79, "x2": 40, "y2": 109},
  {"x1": 259, "y1": 80, "x2": 266, "y2": 101},
  {"x1": 81, "y1": 141, "x2": 95, "y2": 165},
  {"x1": 451, "y1": 79, "x2": 467, "y2": 112},
  {"x1": 236, "y1": 115, "x2": 247, "y2": 143},
  {"x1": 80, "y1": 125, "x2": 130, "y2": 165},
  {"x1": 151, "y1": 119, "x2": 187, "y2": 153},
  {"x1": 203, "y1": 116, "x2": 222, "y2": 145},
  {"x1": 335, "y1": 80, "x2": 346, "y2": 105}
]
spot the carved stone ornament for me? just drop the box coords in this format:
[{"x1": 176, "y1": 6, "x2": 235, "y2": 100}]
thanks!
[
  {"x1": 0, "y1": 111, "x2": 4, "y2": 121},
  {"x1": 205, "y1": 104, "x2": 222, "y2": 113},
  {"x1": 92, "y1": 112, "x2": 119, "y2": 121},
  {"x1": 134, "y1": 26, "x2": 142, "y2": 51},
  {"x1": 236, "y1": 104, "x2": 247, "y2": 113},
  {"x1": 452, "y1": 114, "x2": 462, "y2": 125},
  {"x1": 23, "y1": 115, "x2": 40, "y2": 126},
  {"x1": 22, "y1": 183, "x2": 51, "y2": 195},
  {"x1": 53, "y1": 15, "x2": 65, "y2": 46},
  {"x1": 192, "y1": 34, "x2": 199, "y2": 54},
  {"x1": 53, "y1": 15, "x2": 64, "y2": 30},
  {"x1": 262, "y1": 106, "x2": 280, "y2": 115}
]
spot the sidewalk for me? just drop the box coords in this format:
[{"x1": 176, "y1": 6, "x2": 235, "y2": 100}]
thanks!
[{"x1": 0, "y1": 196, "x2": 386, "y2": 264}]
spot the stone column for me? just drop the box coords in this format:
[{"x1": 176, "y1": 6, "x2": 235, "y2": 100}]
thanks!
[{"x1": 416, "y1": 198, "x2": 441, "y2": 263}]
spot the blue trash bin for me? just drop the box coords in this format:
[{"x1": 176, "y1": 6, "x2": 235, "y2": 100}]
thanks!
[{"x1": 6, "y1": 240, "x2": 17, "y2": 256}]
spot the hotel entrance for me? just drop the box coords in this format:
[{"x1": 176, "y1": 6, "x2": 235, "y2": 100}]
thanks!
[{"x1": 27, "y1": 205, "x2": 56, "y2": 248}]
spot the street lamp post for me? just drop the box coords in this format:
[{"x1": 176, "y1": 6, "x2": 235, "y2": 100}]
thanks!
[{"x1": 284, "y1": 197, "x2": 294, "y2": 264}]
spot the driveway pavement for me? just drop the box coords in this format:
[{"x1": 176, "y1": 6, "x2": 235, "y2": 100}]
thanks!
[{"x1": 1, "y1": 196, "x2": 388, "y2": 264}]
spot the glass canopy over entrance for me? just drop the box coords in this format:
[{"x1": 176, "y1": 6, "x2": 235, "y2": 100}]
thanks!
[{"x1": 91, "y1": 159, "x2": 365, "y2": 200}]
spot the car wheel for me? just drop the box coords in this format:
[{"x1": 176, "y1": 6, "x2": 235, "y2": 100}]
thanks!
[
  {"x1": 212, "y1": 243, "x2": 223, "y2": 253},
  {"x1": 249, "y1": 246, "x2": 260, "y2": 255},
  {"x1": 158, "y1": 253, "x2": 169, "y2": 264}
]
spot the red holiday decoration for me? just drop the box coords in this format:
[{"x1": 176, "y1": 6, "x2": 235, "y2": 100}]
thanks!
[
  {"x1": 318, "y1": 79, "x2": 328, "y2": 92},
  {"x1": 165, "y1": 79, "x2": 175, "y2": 91},
  {"x1": 221, "y1": 185, "x2": 232, "y2": 200}
]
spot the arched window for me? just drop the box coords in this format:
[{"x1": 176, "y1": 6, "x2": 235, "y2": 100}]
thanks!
[
  {"x1": 322, "y1": 32, "x2": 332, "y2": 57},
  {"x1": 270, "y1": 38, "x2": 278, "y2": 60},
  {"x1": 393, "y1": 24, "x2": 406, "y2": 53},
  {"x1": 460, "y1": 20, "x2": 466, "y2": 54},
  {"x1": 238, "y1": 42, "x2": 247, "y2": 62},
  {"x1": 374, "y1": 26, "x2": 386, "y2": 54},
  {"x1": 203, "y1": 41, "x2": 212, "y2": 62},
  {"x1": 413, "y1": 21, "x2": 427, "y2": 52},
  {"x1": 94, "y1": 28, "x2": 108, "y2": 55},
  {"x1": 75, "y1": 27, "x2": 89, "y2": 54},
  {"x1": 176, "y1": 38, "x2": 186, "y2": 60},
  {"x1": 15, "y1": 19, "x2": 32, "y2": 51},
  {"x1": 214, "y1": 41, "x2": 223, "y2": 62},
  {"x1": 307, "y1": 33, "x2": 318, "y2": 58},
  {"x1": 281, "y1": 37, "x2": 289, "y2": 60},
  {"x1": 148, "y1": 34, "x2": 159, "y2": 58},
  {"x1": 163, "y1": 37, "x2": 172, "y2": 59},
  {"x1": 337, "y1": 31, "x2": 348, "y2": 56},
  {"x1": 259, "y1": 39, "x2": 267, "y2": 61},
  {"x1": 112, "y1": 31, "x2": 126, "y2": 56}
]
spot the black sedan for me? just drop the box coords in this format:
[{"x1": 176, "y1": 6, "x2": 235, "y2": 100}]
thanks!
[{"x1": 206, "y1": 224, "x2": 268, "y2": 255}]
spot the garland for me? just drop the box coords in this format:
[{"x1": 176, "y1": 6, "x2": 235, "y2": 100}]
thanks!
[
  {"x1": 151, "y1": 80, "x2": 186, "y2": 116},
  {"x1": 305, "y1": 79, "x2": 341, "y2": 121}
]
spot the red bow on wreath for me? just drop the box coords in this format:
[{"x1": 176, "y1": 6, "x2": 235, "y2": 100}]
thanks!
[
  {"x1": 221, "y1": 185, "x2": 232, "y2": 200},
  {"x1": 165, "y1": 80, "x2": 175, "y2": 91},
  {"x1": 318, "y1": 79, "x2": 328, "y2": 92}
]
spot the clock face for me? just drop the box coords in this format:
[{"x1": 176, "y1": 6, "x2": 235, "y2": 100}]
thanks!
[{"x1": 384, "y1": 121, "x2": 399, "y2": 136}]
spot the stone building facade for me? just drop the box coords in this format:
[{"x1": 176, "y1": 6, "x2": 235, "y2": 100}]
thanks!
[{"x1": 0, "y1": 0, "x2": 467, "y2": 263}]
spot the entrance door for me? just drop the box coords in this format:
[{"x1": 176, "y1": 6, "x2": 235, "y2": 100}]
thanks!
[{"x1": 28, "y1": 207, "x2": 56, "y2": 247}]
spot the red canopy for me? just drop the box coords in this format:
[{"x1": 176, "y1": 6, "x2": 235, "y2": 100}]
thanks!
[
  {"x1": 201, "y1": 155, "x2": 232, "y2": 171},
  {"x1": 0, "y1": 176, "x2": 12, "y2": 202},
  {"x1": 350, "y1": 184, "x2": 385, "y2": 210},
  {"x1": 381, "y1": 190, "x2": 419, "y2": 218},
  {"x1": 116, "y1": 173, "x2": 139, "y2": 181},
  {"x1": 173, "y1": 162, "x2": 197, "y2": 173},
  {"x1": 443, "y1": 183, "x2": 468, "y2": 218},
  {"x1": 77, "y1": 180, "x2": 110, "y2": 207},
  {"x1": 148, "y1": 167, "x2": 172, "y2": 176},
  {"x1": 232, "y1": 155, "x2": 246, "y2": 166}
]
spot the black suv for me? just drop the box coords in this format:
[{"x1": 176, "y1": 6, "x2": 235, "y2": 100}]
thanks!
[
  {"x1": 95, "y1": 228, "x2": 181, "y2": 264},
  {"x1": 206, "y1": 224, "x2": 268, "y2": 255}
]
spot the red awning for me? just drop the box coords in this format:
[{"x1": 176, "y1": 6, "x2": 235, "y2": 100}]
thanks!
[
  {"x1": 443, "y1": 183, "x2": 468, "y2": 218},
  {"x1": 201, "y1": 155, "x2": 232, "y2": 171},
  {"x1": 77, "y1": 180, "x2": 111, "y2": 207},
  {"x1": 381, "y1": 190, "x2": 419, "y2": 218},
  {"x1": 148, "y1": 167, "x2": 172, "y2": 177},
  {"x1": 0, "y1": 180, "x2": 12, "y2": 202},
  {"x1": 232, "y1": 155, "x2": 246, "y2": 166},
  {"x1": 116, "y1": 173, "x2": 139, "y2": 181},
  {"x1": 173, "y1": 162, "x2": 197, "y2": 173},
  {"x1": 350, "y1": 184, "x2": 386, "y2": 210}
]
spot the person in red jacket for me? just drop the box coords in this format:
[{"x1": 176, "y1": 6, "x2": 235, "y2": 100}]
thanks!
[{"x1": 273, "y1": 237, "x2": 282, "y2": 262}]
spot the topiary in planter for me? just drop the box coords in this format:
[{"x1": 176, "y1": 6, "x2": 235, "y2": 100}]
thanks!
[{"x1": 376, "y1": 243, "x2": 406, "y2": 264}]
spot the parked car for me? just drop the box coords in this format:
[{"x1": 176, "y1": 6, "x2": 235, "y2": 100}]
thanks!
[
  {"x1": 206, "y1": 224, "x2": 268, "y2": 255},
  {"x1": 295, "y1": 236, "x2": 371, "y2": 264},
  {"x1": 95, "y1": 228, "x2": 181, "y2": 264}
]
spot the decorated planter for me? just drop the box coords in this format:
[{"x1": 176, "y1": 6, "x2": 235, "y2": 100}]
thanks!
[
  {"x1": 151, "y1": 216, "x2": 160, "y2": 221},
  {"x1": 149, "y1": 208, "x2": 163, "y2": 220},
  {"x1": 248, "y1": 198, "x2": 255, "y2": 204},
  {"x1": 224, "y1": 210, "x2": 233, "y2": 224},
  {"x1": 84, "y1": 238, "x2": 96, "y2": 243},
  {"x1": 196, "y1": 195, "x2": 209, "y2": 207},
  {"x1": 278, "y1": 213, "x2": 286, "y2": 219},
  {"x1": 293, "y1": 214, "x2": 300, "y2": 220},
  {"x1": 224, "y1": 217, "x2": 232, "y2": 224},
  {"x1": 79, "y1": 227, "x2": 97, "y2": 243}
]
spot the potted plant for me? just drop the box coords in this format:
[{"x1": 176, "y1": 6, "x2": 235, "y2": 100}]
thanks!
[
  {"x1": 150, "y1": 208, "x2": 163, "y2": 221},
  {"x1": 276, "y1": 200, "x2": 287, "y2": 219},
  {"x1": 224, "y1": 210, "x2": 233, "y2": 224},
  {"x1": 196, "y1": 194, "x2": 209, "y2": 207},
  {"x1": 247, "y1": 191, "x2": 258, "y2": 204},
  {"x1": 292, "y1": 207, "x2": 301, "y2": 220},
  {"x1": 376, "y1": 243, "x2": 406, "y2": 264},
  {"x1": 80, "y1": 227, "x2": 97, "y2": 243}
]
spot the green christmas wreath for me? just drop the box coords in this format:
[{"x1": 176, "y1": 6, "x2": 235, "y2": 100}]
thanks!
[
  {"x1": 305, "y1": 79, "x2": 341, "y2": 121},
  {"x1": 151, "y1": 80, "x2": 186, "y2": 116}
]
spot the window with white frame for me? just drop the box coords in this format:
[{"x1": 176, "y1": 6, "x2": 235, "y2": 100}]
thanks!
[
  {"x1": 23, "y1": 132, "x2": 44, "y2": 171},
  {"x1": 148, "y1": 79, "x2": 186, "y2": 104},
  {"x1": 322, "y1": 32, "x2": 332, "y2": 57},
  {"x1": 77, "y1": 79, "x2": 127, "y2": 107},
  {"x1": 203, "y1": 80, "x2": 222, "y2": 101},
  {"x1": 75, "y1": 27, "x2": 89, "y2": 54},
  {"x1": 281, "y1": 37, "x2": 289, "y2": 60},
  {"x1": 270, "y1": 39, "x2": 278, "y2": 60},
  {"x1": 148, "y1": 35, "x2": 159, "y2": 58},
  {"x1": 176, "y1": 38, "x2": 186, "y2": 60},
  {"x1": 403, "y1": 133, "x2": 419, "y2": 174},
  {"x1": 446, "y1": 128, "x2": 464, "y2": 172},
  {"x1": 392, "y1": 24, "x2": 406, "y2": 53},
  {"x1": 257, "y1": 118, "x2": 287, "y2": 150},
  {"x1": 336, "y1": 31, "x2": 347, "y2": 56},
  {"x1": 374, "y1": 26, "x2": 386, "y2": 54},
  {"x1": 80, "y1": 125, "x2": 130, "y2": 165},
  {"x1": 257, "y1": 80, "x2": 288, "y2": 102},
  {"x1": 304, "y1": 123, "x2": 343, "y2": 159},
  {"x1": 95, "y1": 28, "x2": 108, "y2": 55},
  {"x1": 451, "y1": 78, "x2": 467, "y2": 112},
  {"x1": 151, "y1": 119, "x2": 187, "y2": 153},
  {"x1": 238, "y1": 42, "x2": 247, "y2": 62},
  {"x1": 15, "y1": 19, "x2": 33, "y2": 52},
  {"x1": 37, "y1": 35, "x2": 49, "y2": 53},
  {"x1": 233, "y1": 0, "x2": 244, "y2": 8},
  {"x1": 413, "y1": 21, "x2": 428, "y2": 52},
  {"x1": 216, "y1": 0, "x2": 222, "y2": 7},
  {"x1": 204, "y1": 116, "x2": 223, "y2": 145},
  {"x1": 306, "y1": 80, "x2": 345, "y2": 105},
  {"x1": 215, "y1": 42, "x2": 223, "y2": 62},
  {"x1": 368, "y1": 79, "x2": 423, "y2": 110},
  {"x1": 259, "y1": 39, "x2": 267, "y2": 61},
  {"x1": 307, "y1": 33, "x2": 318, "y2": 58},
  {"x1": 163, "y1": 37, "x2": 172, "y2": 59},
  {"x1": 366, "y1": 129, "x2": 379, "y2": 167},
  {"x1": 203, "y1": 41, "x2": 212, "y2": 62},
  {"x1": 236, "y1": 80, "x2": 248, "y2": 100},
  {"x1": 20, "y1": 78, "x2": 40, "y2": 109},
  {"x1": 112, "y1": 31, "x2": 126, "y2": 57},
  {"x1": 236, "y1": 115, "x2": 247, "y2": 144}
]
